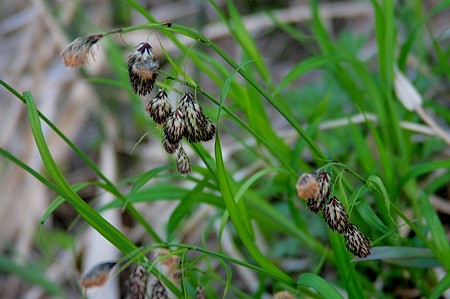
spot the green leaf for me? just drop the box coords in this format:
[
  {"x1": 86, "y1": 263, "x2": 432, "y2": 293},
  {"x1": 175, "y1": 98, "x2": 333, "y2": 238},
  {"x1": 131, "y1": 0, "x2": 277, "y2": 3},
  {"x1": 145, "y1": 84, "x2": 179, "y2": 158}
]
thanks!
[
  {"x1": 430, "y1": 272, "x2": 450, "y2": 299},
  {"x1": 366, "y1": 175, "x2": 393, "y2": 223},
  {"x1": 274, "y1": 56, "x2": 337, "y2": 95},
  {"x1": 297, "y1": 273, "x2": 344, "y2": 299},
  {"x1": 215, "y1": 132, "x2": 293, "y2": 286},
  {"x1": 358, "y1": 246, "x2": 441, "y2": 268},
  {"x1": 419, "y1": 192, "x2": 450, "y2": 269}
]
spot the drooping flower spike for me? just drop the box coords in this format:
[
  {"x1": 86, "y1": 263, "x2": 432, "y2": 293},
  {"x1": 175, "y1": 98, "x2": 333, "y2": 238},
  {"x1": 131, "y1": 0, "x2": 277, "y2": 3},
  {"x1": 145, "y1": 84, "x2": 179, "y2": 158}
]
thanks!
[
  {"x1": 79, "y1": 261, "x2": 116, "y2": 289},
  {"x1": 128, "y1": 43, "x2": 160, "y2": 96},
  {"x1": 178, "y1": 93, "x2": 216, "y2": 143},
  {"x1": 344, "y1": 223, "x2": 372, "y2": 258},
  {"x1": 164, "y1": 108, "x2": 186, "y2": 145},
  {"x1": 176, "y1": 146, "x2": 191, "y2": 174},
  {"x1": 61, "y1": 34, "x2": 104, "y2": 67},
  {"x1": 323, "y1": 196, "x2": 349, "y2": 234},
  {"x1": 126, "y1": 265, "x2": 149, "y2": 299},
  {"x1": 307, "y1": 171, "x2": 331, "y2": 213},
  {"x1": 150, "y1": 280, "x2": 169, "y2": 299},
  {"x1": 146, "y1": 90, "x2": 172, "y2": 125}
]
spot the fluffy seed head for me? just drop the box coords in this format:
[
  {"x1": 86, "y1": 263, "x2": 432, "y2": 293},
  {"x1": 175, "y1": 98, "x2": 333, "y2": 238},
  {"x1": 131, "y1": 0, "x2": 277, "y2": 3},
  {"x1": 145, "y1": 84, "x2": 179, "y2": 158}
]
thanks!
[
  {"x1": 79, "y1": 261, "x2": 116, "y2": 289},
  {"x1": 164, "y1": 109, "x2": 186, "y2": 145},
  {"x1": 178, "y1": 93, "x2": 215, "y2": 143},
  {"x1": 150, "y1": 280, "x2": 168, "y2": 299},
  {"x1": 126, "y1": 265, "x2": 149, "y2": 299},
  {"x1": 61, "y1": 34, "x2": 103, "y2": 67},
  {"x1": 344, "y1": 223, "x2": 372, "y2": 258},
  {"x1": 176, "y1": 146, "x2": 191, "y2": 174},
  {"x1": 128, "y1": 43, "x2": 159, "y2": 96},
  {"x1": 323, "y1": 196, "x2": 349, "y2": 233},
  {"x1": 146, "y1": 90, "x2": 172, "y2": 124},
  {"x1": 296, "y1": 173, "x2": 319, "y2": 200}
]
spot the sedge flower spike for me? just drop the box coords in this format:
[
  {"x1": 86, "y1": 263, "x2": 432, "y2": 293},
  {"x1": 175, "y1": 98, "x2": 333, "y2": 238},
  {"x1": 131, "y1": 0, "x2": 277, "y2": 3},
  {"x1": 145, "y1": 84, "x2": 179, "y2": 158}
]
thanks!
[
  {"x1": 307, "y1": 171, "x2": 331, "y2": 213},
  {"x1": 150, "y1": 280, "x2": 169, "y2": 299},
  {"x1": 126, "y1": 265, "x2": 149, "y2": 299},
  {"x1": 176, "y1": 146, "x2": 191, "y2": 174},
  {"x1": 323, "y1": 196, "x2": 349, "y2": 233},
  {"x1": 61, "y1": 34, "x2": 104, "y2": 67},
  {"x1": 79, "y1": 261, "x2": 116, "y2": 289},
  {"x1": 128, "y1": 43, "x2": 160, "y2": 96},
  {"x1": 146, "y1": 90, "x2": 173, "y2": 125},
  {"x1": 164, "y1": 109, "x2": 186, "y2": 145},
  {"x1": 178, "y1": 93, "x2": 215, "y2": 143},
  {"x1": 344, "y1": 223, "x2": 372, "y2": 258}
]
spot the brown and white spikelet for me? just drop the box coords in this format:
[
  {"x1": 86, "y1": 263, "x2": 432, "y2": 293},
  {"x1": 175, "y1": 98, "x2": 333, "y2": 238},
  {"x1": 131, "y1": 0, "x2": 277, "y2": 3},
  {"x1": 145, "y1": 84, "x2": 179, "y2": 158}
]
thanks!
[
  {"x1": 146, "y1": 90, "x2": 173, "y2": 125},
  {"x1": 178, "y1": 93, "x2": 215, "y2": 143},
  {"x1": 307, "y1": 171, "x2": 331, "y2": 213},
  {"x1": 61, "y1": 34, "x2": 104, "y2": 67},
  {"x1": 126, "y1": 265, "x2": 149, "y2": 299},
  {"x1": 323, "y1": 196, "x2": 349, "y2": 233},
  {"x1": 128, "y1": 43, "x2": 159, "y2": 96},
  {"x1": 196, "y1": 286, "x2": 206, "y2": 299},
  {"x1": 176, "y1": 146, "x2": 191, "y2": 174},
  {"x1": 164, "y1": 109, "x2": 186, "y2": 145},
  {"x1": 344, "y1": 223, "x2": 371, "y2": 258},
  {"x1": 150, "y1": 280, "x2": 169, "y2": 299},
  {"x1": 162, "y1": 137, "x2": 180, "y2": 154}
]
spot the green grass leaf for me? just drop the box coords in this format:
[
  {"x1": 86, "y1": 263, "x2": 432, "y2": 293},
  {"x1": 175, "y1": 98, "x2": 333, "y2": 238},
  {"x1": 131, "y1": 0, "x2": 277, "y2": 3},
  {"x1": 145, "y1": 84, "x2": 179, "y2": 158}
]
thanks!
[{"x1": 297, "y1": 273, "x2": 344, "y2": 299}]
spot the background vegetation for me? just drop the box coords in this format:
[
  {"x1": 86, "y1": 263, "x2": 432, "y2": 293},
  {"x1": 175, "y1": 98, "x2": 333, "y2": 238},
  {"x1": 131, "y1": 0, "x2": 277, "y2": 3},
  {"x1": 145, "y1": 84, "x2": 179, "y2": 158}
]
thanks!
[{"x1": 1, "y1": 0, "x2": 450, "y2": 298}]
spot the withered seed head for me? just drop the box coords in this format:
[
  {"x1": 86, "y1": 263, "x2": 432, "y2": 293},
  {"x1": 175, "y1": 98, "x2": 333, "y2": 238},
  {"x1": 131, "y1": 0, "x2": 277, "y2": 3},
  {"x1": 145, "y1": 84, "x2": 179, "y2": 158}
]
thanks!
[
  {"x1": 79, "y1": 261, "x2": 116, "y2": 289},
  {"x1": 164, "y1": 109, "x2": 186, "y2": 145},
  {"x1": 176, "y1": 146, "x2": 191, "y2": 174},
  {"x1": 126, "y1": 265, "x2": 149, "y2": 299},
  {"x1": 146, "y1": 90, "x2": 173, "y2": 125},
  {"x1": 150, "y1": 280, "x2": 169, "y2": 299},
  {"x1": 128, "y1": 43, "x2": 159, "y2": 96},
  {"x1": 323, "y1": 196, "x2": 349, "y2": 233},
  {"x1": 61, "y1": 34, "x2": 104, "y2": 67},
  {"x1": 344, "y1": 223, "x2": 372, "y2": 258},
  {"x1": 296, "y1": 173, "x2": 319, "y2": 200}
]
